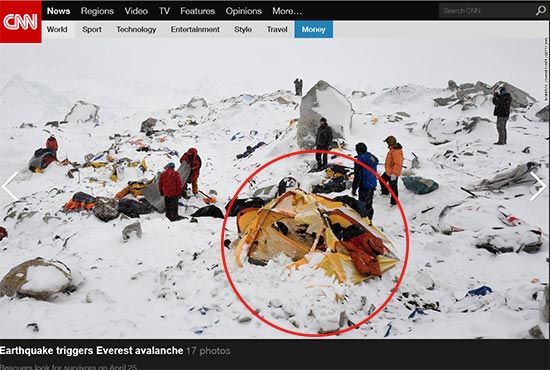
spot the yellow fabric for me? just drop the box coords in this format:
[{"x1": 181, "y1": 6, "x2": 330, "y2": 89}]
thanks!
[
  {"x1": 233, "y1": 189, "x2": 400, "y2": 283},
  {"x1": 83, "y1": 162, "x2": 107, "y2": 169},
  {"x1": 377, "y1": 255, "x2": 399, "y2": 273}
]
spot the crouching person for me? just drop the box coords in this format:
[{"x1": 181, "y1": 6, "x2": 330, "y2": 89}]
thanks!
[{"x1": 158, "y1": 162, "x2": 183, "y2": 221}]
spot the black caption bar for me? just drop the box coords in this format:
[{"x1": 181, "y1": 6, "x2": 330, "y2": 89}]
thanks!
[
  {"x1": 0, "y1": 339, "x2": 549, "y2": 369},
  {"x1": 40, "y1": 1, "x2": 550, "y2": 20}
]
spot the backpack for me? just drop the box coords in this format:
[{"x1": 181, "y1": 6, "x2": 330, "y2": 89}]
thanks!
[
  {"x1": 312, "y1": 176, "x2": 347, "y2": 194},
  {"x1": 402, "y1": 176, "x2": 439, "y2": 194},
  {"x1": 118, "y1": 198, "x2": 155, "y2": 218},
  {"x1": 190, "y1": 205, "x2": 225, "y2": 219},
  {"x1": 333, "y1": 195, "x2": 368, "y2": 218},
  {"x1": 225, "y1": 197, "x2": 266, "y2": 217}
]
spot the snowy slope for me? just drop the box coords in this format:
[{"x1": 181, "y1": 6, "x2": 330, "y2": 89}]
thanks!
[{"x1": 0, "y1": 75, "x2": 548, "y2": 339}]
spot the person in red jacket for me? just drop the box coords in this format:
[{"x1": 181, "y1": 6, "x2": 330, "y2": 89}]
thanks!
[
  {"x1": 0, "y1": 226, "x2": 7, "y2": 241},
  {"x1": 158, "y1": 162, "x2": 183, "y2": 221},
  {"x1": 46, "y1": 134, "x2": 58, "y2": 159},
  {"x1": 179, "y1": 148, "x2": 202, "y2": 198}
]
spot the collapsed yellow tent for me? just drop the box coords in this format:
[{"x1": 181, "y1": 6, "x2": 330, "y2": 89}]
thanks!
[{"x1": 233, "y1": 189, "x2": 399, "y2": 283}]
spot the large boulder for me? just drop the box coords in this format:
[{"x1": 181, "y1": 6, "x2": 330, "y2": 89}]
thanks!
[
  {"x1": 0, "y1": 257, "x2": 73, "y2": 300},
  {"x1": 93, "y1": 197, "x2": 120, "y2": 222},
  {"x1": 64, "y1": 100, "x2": 100, "y2": 124},
  {"x1": 297, "y1": 80, "x2": 353, "y2": 149},
  {"x1": 495, "y1": 81, "x2": 537, "y2": 108},
  {"x1": 140, "y1": 117, "x2": 157, "y2": 134}
]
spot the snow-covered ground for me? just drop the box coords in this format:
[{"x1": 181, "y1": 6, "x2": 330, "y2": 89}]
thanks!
[{"x1": 0, "y1": 38, "x2": 548, "y2": 339}]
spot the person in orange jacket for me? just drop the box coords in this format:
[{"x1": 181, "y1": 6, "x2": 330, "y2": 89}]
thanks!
[
  {"x1": 179, "y1": 148, "x2": 202, "y2": 198},
  {"x1": 381, "y1": 135, "x2": 403, "y2": 206},
  {"x1": 158, "y1": 162, "x2": 183, "y2": 221}
]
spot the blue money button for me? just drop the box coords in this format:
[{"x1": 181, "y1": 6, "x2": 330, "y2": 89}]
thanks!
[{"x1": 294, "y1": 21, "x2": 333, "y2": 38}]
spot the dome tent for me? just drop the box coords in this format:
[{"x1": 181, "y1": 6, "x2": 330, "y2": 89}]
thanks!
[{"x1": 233, "y1": 189, "x2": 399, "y2": 284}]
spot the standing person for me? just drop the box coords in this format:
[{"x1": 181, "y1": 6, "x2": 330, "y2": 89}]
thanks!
[
  {"x1": 351, "y1": 142, "x2": 379, "y2": 222},
  {"x1": 382, "y1": 135, "x2": 404, "y2": 206},
  {"x1": 492, "y1": 86, "x2": 512, "y2": 145},
  {"x1": 179, "y1": 148, "x2": 202, "y2": 198},
  {"x1": 158, "y1": 162, "x2": 183, "y2": 222},
  {"x1": 46, "y1": 134, "x2": 58, "y2": 159},
  {"x1": 315, "y1": 117, "x2": 333, "y2": 171},
  {"x1": 293, "y1": 78, "x2": 303, "y2": 96}
]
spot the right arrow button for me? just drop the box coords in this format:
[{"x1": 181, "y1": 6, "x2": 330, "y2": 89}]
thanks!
[{"x1": 530, "y1": 172, "x2": 547, "y2": 201}]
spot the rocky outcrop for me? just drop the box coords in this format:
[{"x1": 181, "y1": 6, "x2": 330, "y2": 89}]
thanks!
[
  {"x1": 435, "y1": 80, "x2": 536, "y2": 111},
  {"x1": 297, "y1": 80, "x2": 353, "y2": 149},
  {"x1": 535, "y1": 105, "x2": 549, "y2": 122}
]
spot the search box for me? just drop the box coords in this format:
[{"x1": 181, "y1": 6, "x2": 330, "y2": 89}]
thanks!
[{"x1": 439, "y1": 2, "x2": 550, "y2": 19}]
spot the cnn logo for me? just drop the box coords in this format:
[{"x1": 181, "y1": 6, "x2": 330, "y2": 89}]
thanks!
[
  {"x1": 0, "y1": 1, "x2": 42, "y2": 43},
  {"x1": 3, "y1": 13, "x2": 38, "y2": 30}
]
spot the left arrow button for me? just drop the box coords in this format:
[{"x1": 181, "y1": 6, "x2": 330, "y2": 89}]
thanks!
[{"x1": 2, "y1": 172, "x2": 19, "y2": 201}]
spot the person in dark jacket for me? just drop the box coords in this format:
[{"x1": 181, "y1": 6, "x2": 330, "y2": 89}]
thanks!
[
  {"x1": 158, "y1": 162, "x2": 183, "y2": 221},
  {"x1": 294, "y1": 78, "x2": 303, "y2": 96},
  {"x1": 179, "y1": 148, "x2": 202, "y2": 198},
  {"x1": 315, "y1": 117, "x2": 333, "y2": 171},
  {"x1": 351, "y1": 142, "x2": 379, "y2": 222},
  {"x1": 46, "y1": 134, "x2": 58, "y2": 159},
  {"x1": 492, "y1": 86, "x2": 512, "y2": 145},
  {"x1": 381, "y1": 135, "x2": 404, "y2": 206}
]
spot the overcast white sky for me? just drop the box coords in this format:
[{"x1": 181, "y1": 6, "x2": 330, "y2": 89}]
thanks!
[{"x1": 0, "y1": 36, "x2": 547, "y2": 101}]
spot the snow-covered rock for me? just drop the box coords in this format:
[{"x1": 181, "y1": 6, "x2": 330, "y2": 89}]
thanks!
[
  {"x1": 0, "y1": 257, "x2": 73, "y2": 300},
  {"x1": 64, "y1": 100, "x2": 100, "y2": 124},
  {"x1": 186, "y1": 96, "x2": 208, "y2": 109},
  {"x1": 297, "y1": 80, "x2": 353, "y2": 149},
  {"x1": 423, "y1": 116, "x2": 491, "y2": 145}
]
